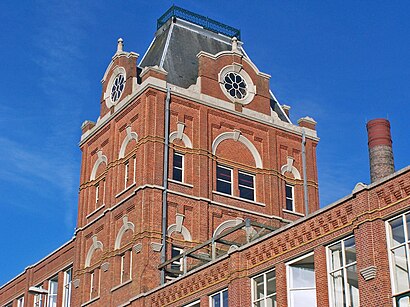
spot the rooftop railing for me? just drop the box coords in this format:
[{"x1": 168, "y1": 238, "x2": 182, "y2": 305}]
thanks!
[{"x1": 157, "y1": 5, "x2": 241, "y2": 39}]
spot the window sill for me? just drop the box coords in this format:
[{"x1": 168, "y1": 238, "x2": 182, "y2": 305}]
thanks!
[
  {"x1": 115, "y1": 182, "x2": 136, "y2": 198},
  {"x1": 86, "y1": 204, "x2": 105, "y2": 219},
  {"x1": 81, "y1": 296, "x2": 100, "y2": 307},
  {"x1": 110, "y1": 279, "x2": 132, "y2": 292},
  {"x1": 282, "y1": 209, "x2": 304, "y2": 217},
  {"x1": 212, "y1": 191, "x2": 265, "y2": 206},
  {"x1": 168, "y1": 179, "x2": 193, "y2": 188}
]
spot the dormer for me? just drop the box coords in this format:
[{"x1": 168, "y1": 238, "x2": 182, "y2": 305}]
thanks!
[
  {"x1": 197, "y1": 38, "x2": 272, "y2": 116},
  {"x1": 100, "y1": 38, "x2": 139, "y2": 118}
]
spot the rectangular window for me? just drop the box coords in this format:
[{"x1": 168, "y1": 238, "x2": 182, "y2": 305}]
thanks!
[
  {"x1": 95, "y1": 184, "x2": 99, "y2": 204},
  {"x1": 287, "y1": 253, "x2": 316, "y2": 307},
  {"x1": 252, "y1": 269, "x2": 276, "y2": 307},
  {"x1": 387, "y1": 213, "x2": 410, "y2": 305},
  {"x1": 238, "y1": 171, "x2": 255, "y2": 201},
  {"x1": 62, "y1": 268, "x2": 72, "y2": 307},
  {"x1": 90, "y1": 269, "x2": 100, "y2": 299},
  {"x1": 327, "y1": 236, "x2": 359, "y2": 307},
  {"x1": 216, "y1": 165, "x2": 232, "y2": 195},
  {"x1": 17, "y1": 296, "x2": 24, "y2": 307},
  {"x1": 120, "y1": 250, "x2": 132, "y2": 284},
  {"x1": 124, "y1": 162, "x2": 129, "y2": 187},
  {"x1": 285, "y1": 184, "x2": 294, "y2": 211},
  {"x1": 47, "y1": 276, "x2": 58, "y2": 307},
  {"x1": 173, "y1": 152, "x2": 184, "y2": 182},
  {"x1": 210, "y1": 289, "x2": 228, "y2": 307},
  {"x1": 33, "y1": 285, "x2": 44, "y2": 307},
  {"x1": 166, "y1": 245, "x2": 183, "y2": 281}
]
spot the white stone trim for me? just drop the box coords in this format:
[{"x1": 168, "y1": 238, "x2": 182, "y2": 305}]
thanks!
[
  {"x1": 218, "y1": 64, "x2": 256, "y2": 105},
  {"x1": 169, "y1": 122, "x2": 193, "y2": 148},
  {"x1": 119, "y1": 127, "x2": 139, "y2": 158},
  {"x1": 90, "y1": 151, "x2": 108, "y2": 181},
  {"x1": 280, "y1": 156, "x2": 301, "y2": 180},
  {"x1": 114, "y1": 215, "x2": 135, "y2": 250},
  {"x1": 167, "y1": 224, "x2": 192, "y2": 241},
  {"x1": 104, "y1": 66, "x2": 127, "y2": 108},
  {"x1": 85, "y1": 236, "x2": 103, "y2": 268},
  {"x1": 213, "y1": 218, "x2": 244, "y2": 238},
  {"x1": 212, "y1": 131, "x2": 263, "y2": 168}
]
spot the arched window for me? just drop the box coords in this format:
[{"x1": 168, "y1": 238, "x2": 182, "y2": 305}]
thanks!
[
  {"x1": 281, "y1": 156, "x2": 301, "y2": 213},
  {"x1": 119, "y1": 127, "x2": 138, "y2": 190},
  {"x1": 84, "y1": 236, "x2": 103, "y2": 300},
  {"x1": 90, "y1": 151, "x2": 108, "y2": 212}
]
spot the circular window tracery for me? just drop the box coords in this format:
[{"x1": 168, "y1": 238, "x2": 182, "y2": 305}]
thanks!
[
  {"x1": 223, "y1": 72, "x2": 247, "y2": 100},
  {"x1": 110, "y1": 74, "x2": 125, "y2": 103}
]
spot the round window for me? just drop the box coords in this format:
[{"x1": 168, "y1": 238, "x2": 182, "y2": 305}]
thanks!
[
  {"x1": 223, "y1": 72, "x2": 247, "y2": 100},
  {"x1": 110, "y1": 74, "x2": 125, "y2": 103}
]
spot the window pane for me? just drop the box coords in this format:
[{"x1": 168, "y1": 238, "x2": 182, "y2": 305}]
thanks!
[
  {"x1": 347, "y1": 264, "x2": 359, "y2": 307},
  {"x1": 330, "y1": 270, "x2": 345, "y2": 307},
  {"x1": 290, "y1": 263, "x2": 315, "y2": 288},
  {"x1": 390, "y1": 217, "x2": 405, "y2": 246},
  {"x1": 217, "y1": 166, "x2": 231, "y2": 181},
  {"x1": 212, "y1": 293, "x2": 221, "y2": 307},
  {"x1": 217, "y1": 166, "x2": 232, "y2": 195},
  {"x1": 290, "y1": 289, "x2": 316, "y2": 307},
  {"x1": 254, "y1": 275, "x2": 264, "y2": 300},
  {"x1": 266, "y1": 271, "x2": 276, "y2": 295},
  {"x1": 344, "y1": 237, "x2": 356, "y2": 265},
  {"x1": 266, "y1": 295, "x2": 276, "y2": 307},
  {"x1": 239, "y1": 186, "x2": 254, "y2": 200},
  {"x1": 173, "y1": 153, "x2": 182, "y2": 168},
  {"x1": 217, "y1": 180, "x2": 232, "y2": 195},
  {"x1": 222, "y1": 290, "x2": 228, "y2": 306},
  {"x1": 286, "y1": 185, "x2": 293, "y2": 198},
  {"x1": 239, "y1": 172, "x2": 253, "y2": 188},
  {"x1": 173, "y1": 168, "x2": 183, "y2": 182},
  {"x1": 392, "y1": 245, "x2": 410, "y2": 292}
]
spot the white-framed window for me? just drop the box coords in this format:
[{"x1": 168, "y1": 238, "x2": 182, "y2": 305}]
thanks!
[
  {"x1": 216, "y1": 165, "x2": 232, "y2": 195},
  {"x1": 387, "y1": 212, "x2": 410, "y2": 306},
  {"x1": 252, "y1": 268, "x2": 276, "y2": 307},
  {"x1": 327, "y1": 236, "x2": 359, "y2": 307},
  {"x1": 90, "y1": 268, "x2": 100, "y2": 299},
  {"x1": 33, "y1": 285, "x2": 44, "y2": 307},
  {"x1": 285, "y1": 184, "x2": 294, "y2": 211},
  {"x1": 17, "y1": 296, "x2": 24, "y2": 307},
  {"x1": 210, "y1": 288, "x2": 228, "y2": 307},
  {"x1": 173, "y1": 152, "x2": 184, "y2": 182},
  {"x1": 62, "y1": 267, "x2": 72, "y2": 307},
  {"x1": 95, "y1": 183, "x2": 100, "y2": 204},
  {"x1": 124, "y1": 161, "x2": 129, "y2": 187},
  {"x1": 47, "y1": 276, "x2": 58, "y2": 307},
  {"x1": 183, "y1": 300, "x2": 200, "y2": 307},
  {"x1": 5, "y1": 302, "x2": 13, "y2": 307},
  {"x1": 120, "y1": 250, "x2": 132, "y2": 284},
  {"x1": 166, "y1": 245, "x2": 183, "y2": 281},
  {"x1": 238, "y1": 171, "x2": 255, "y2": 201},
  {"x1": 287, "y1": 252, "x2": 316, "y2": 307}
]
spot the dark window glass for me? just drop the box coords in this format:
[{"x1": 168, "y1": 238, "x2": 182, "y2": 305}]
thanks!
[
  {"x1": 285, "y1": 184, "x2": 294, "y2": 211},
  {"x1": 217, "y1": 165, "x2": 232, "y2": 195},
  {"x1": 239, "y1": 172, "x2": 254, "y2": 200},
  {"x1": 173, "y1": 153, "x2": 183, "y2": 182}
]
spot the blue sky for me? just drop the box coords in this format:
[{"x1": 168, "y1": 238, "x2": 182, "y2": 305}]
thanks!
[{"x1": 1, "y1": 1, "x2": 410, "y2": 286}]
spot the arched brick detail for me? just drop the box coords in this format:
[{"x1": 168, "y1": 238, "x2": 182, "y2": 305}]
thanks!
[
  {"x1": 119, "y1": 127, "x2": 138, "y2": 159},
  {"x1": 90, "y1": 151, "x2": 108, "y2": 181}
]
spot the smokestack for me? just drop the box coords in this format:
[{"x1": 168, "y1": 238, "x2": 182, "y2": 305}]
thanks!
[{"x1": 366, "y1": 119, "x2": 395, "y2": 182}]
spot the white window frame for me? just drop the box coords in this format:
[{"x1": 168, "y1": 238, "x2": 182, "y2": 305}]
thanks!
[
  {"x1": 183, "y1": 299, "x2": 200, "y2": 307},
  {"x1": 173, "y1": 152, "x2": 184, "y2": 182},
  {"x1": 386, "y1": 212, "x2": 410, "y2": 306},
  {"x1": 286, "y1": 252, "x2": 317, "y2": 307},
  {"x1": 251, "y1": 268, "x2": 276, "y2": 307},
  {"x1": 238, "y1": 170, "x2": 255, "y2": 201},
  {"x1": 17, "y1": 296, "x2": 24, "y2": 307},
  {"x1": 210, "y1": 288, "x2": 228, "y2": 307},
  {"x1": 47, "y1": 275, "x2": 58, "y2": 307},
  {"x1": 133, "y1": 156, "x2": 136, "y2": 183},
  {"x1": 327, "y1": 236, "x2": 359, "y2": 307},
  {"x1": 95, "y1": 184, "x2": 99, "y2": 204},
  {"x1": 285, "y1": 183, "x2": 295, "y2": 211},
  {"x1": 166, "y1": 246, "x2": 184, "y2": 281},
  {"x1": 90, "y1": 269, "x2": 100, "y2": 300},
  {"x1": 124, "y1": 161, "x2": 129, "y2": 188},
  {"x1": 216, "y1": 164, "x2": 232, "y2": 195},
  {"x1": 62, "y1": 267, "x2": 72, "y2": 307},
  {"x1": 120, "y1": 249, "x2": 132, "y2": 284}
]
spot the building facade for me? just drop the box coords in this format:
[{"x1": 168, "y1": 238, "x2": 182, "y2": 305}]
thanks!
[{"x1": 1, "y1": 6, "x2": 410, "y2": 307}]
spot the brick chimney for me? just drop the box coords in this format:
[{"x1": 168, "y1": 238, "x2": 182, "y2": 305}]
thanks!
[{"x1": 366, "y1": 118, "x2": 395, "y2": 182}]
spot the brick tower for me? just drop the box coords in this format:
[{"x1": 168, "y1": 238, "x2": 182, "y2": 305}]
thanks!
[{"x1": 70, "y1": 6, "x2": 319, "y2": 306}]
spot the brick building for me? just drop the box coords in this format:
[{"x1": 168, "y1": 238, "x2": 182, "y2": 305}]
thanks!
[{"x1": 1, "y1": 6, "x2": 410, "y2": 307}]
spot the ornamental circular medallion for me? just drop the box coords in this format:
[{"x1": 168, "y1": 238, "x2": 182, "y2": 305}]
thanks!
[
  {"x1": 110, "y1": 74, "x2": 125, "y2": 103},
  {"x1": 223, "y1": 72, "x2": 247, "y2": 100}
]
